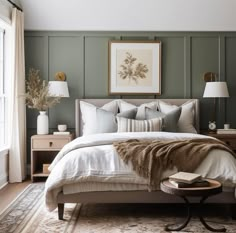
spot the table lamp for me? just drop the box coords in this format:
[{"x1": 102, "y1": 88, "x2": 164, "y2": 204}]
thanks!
[
  {"x1": 48, "y1": 80, "x2": 70, "y2": 134},
  {"x1": 203, "y1": 81, "x2": 229, "y2": 131}
]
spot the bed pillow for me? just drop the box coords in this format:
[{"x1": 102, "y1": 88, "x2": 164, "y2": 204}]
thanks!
[
  {"x1": 145, "y1": 107, "x2": 181, "y2": 132},
  {"x1": 158, "y1": 100, "x2": 197, "y2": 134},
  {"x1": 99, "y1": 100, "x2": 119, "y2": 114},
  {"x1": 117, "y1": 108, "x2": 138, "y2": 119},
  {"x1": 118, "y1": 100, "x2": 158, "y2": 120},
  {"x1": 80, "y1": 101, "x2": 118, "y2": 135},
  {"x1": 117, "y1": 116, "x2": 163, "y2": 132}
]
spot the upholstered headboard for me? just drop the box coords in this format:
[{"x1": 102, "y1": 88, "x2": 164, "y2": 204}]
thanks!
[{"x1": 75, "y1": 99, "x2": 200, "y2": 137}]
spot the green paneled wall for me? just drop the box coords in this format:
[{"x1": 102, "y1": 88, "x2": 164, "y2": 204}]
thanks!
[
  {"x1": 85, "y1": 36, "x2": 114, "y2": 97},
  {"x1": 48, "y1": 36, "x2": 84, "y2": 128},
  {"x1": 226, "y1": 37, "x2": 236, "y2": 125},
  {"x1": 160, "y1": 37, "x2": 185, "y2": 98},
  {"x1": 25, "y1": 31, "x2": 236, "y2": 161}
]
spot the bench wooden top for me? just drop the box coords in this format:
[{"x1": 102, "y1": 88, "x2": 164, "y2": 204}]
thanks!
[{"x1": 160, "y1": 178, "x2": 222, "y2": 197}]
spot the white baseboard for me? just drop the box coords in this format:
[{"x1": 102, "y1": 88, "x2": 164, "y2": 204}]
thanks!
[
  {"x1": 0, "y1": 151, "x2": 8, "y2": 190},
  {"x1": 0, "y1": 175, "x2": 8, "y2": 190}
]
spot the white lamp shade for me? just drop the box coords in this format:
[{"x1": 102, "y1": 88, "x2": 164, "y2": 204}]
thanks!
[
  {"x1": 203, "y1": 81, "x2": 229, "y2": 98},
  {"x1": 48, "y1": 81, "x2": 70, "y2": 97}
]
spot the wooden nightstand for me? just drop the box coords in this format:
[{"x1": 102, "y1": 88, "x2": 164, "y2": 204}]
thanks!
[
  {"x1": 204, "y1": 133, "x2": 236, "y2": 151},
  {"x1": 31, "y1": 134, "x2": 73, "y2": 182}
]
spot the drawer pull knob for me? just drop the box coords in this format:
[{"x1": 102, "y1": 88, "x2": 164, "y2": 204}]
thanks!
[
  {"x1": 49, "y1": 142, "x2": 53, "y2": 147},
  {"x1": 225, "y1": 141, "x2": 231, "y2": 146}
]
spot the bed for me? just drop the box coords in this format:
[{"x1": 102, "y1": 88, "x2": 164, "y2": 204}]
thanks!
[{"x1": 44, "y1": 99, "x2": 236, "y2": 220}]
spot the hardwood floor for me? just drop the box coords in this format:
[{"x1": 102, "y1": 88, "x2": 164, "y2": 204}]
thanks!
[{"x1": 0, "y1": 179, "x2": 32, "y2": 213}]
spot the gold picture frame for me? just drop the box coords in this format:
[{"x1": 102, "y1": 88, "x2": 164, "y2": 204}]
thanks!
[{"x1": 108, "y1": 40, "x2": 161, "y2": 95}]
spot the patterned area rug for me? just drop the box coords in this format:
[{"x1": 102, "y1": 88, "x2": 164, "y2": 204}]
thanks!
[{"x1": 0, "y1": 183, "x2": 236, "y2": 233}]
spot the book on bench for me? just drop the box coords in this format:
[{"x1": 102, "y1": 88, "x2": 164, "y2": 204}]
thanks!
[
  {"x1": 169, "y1": 172, "x2": 202, "y2": 184},
  {"x1": 169, "y1": 179, "x2": 210, "y2": 188}
]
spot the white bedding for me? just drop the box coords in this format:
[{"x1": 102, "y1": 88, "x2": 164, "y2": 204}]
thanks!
[
  {"x1": 45, "y1": 132, "x2": 236, "y2": 211},
  {"x1": 63, "y1": 182, "x2": 148, "y2": 194}
]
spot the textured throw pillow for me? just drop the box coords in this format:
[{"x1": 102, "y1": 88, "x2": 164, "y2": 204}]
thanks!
[
  {"x1": 117, "y1": 108, "x2": 138, "y2": 119},
  {"x1": 117, "y1": 116, "x2": 163, "y2": 133},
  {"x1": 145, "y1": 107, "x2": 182, "y2": 132},
  {"x1": 118, "y1": 100, "x2": 158, "y2": 120},
  {"x1": 80, "y1": 101, "x2": 118, "y2": 135},
  {"x1": 158, "y1": 100, "x2": 197, "y2": 134}
]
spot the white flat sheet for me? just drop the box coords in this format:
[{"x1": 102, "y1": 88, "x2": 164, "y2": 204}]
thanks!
[
  {"x1": 45, "y1": 132, "x2": 236, "y2": 211},
  {"x1": 62, "y1": 168, "x2": 176, "y2": 194},
  {"x1": 63, "y1": 149, "x2": 236, "y2": 194}
]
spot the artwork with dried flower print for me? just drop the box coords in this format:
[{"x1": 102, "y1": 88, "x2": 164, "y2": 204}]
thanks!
[
  {"x1": 118, "y1": 52, "x2": 149, "y2": 84},
  {"x1": 109, "y1": 41, "x2": 161, "y2": 95}
]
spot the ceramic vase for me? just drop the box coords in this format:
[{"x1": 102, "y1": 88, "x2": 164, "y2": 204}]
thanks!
[{"x1": 37, "y1": 111, "x2": 49, "y2": 134}]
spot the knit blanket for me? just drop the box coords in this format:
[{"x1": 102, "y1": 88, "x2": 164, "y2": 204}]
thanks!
[{"x1": 113, "y1": 138, "x2": 235, "y2": 190}]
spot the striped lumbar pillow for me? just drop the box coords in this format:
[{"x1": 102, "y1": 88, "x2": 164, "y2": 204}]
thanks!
[{"x1": 117, "y1": 116, "x2": 163, "y2": 132}]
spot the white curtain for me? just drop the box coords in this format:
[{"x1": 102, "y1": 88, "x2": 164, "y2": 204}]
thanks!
[{"x1": 9, "y1": 8, "x2": 26, "y2": 182}]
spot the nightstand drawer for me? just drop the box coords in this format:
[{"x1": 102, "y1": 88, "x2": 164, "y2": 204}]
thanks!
[
  {"x1": 31, "y1": 134, "x2": 73, "y2": 182},
  {"x1": 32, "y1": 138, "x2": 69, "y2": 149},
  {"x1": 221, "y1": 139, "x2": 236, "y2": 150}
]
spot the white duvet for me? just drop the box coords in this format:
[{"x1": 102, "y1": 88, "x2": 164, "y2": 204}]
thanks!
[{"x1": 45, "y1": 132, "x2": 236, "y2": 211}]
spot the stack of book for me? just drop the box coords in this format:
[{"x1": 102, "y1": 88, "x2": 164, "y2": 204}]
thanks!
[
  {"x1": 217, "y1": 129, "x2": 236, "y2": 134},
  {"x1": 169, "y1": 172, "x2": 209, "y2": 188}
]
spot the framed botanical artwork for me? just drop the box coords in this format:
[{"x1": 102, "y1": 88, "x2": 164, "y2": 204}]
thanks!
[{"x1": 108, "y1": 40, "x2": 161, "y2": 95}]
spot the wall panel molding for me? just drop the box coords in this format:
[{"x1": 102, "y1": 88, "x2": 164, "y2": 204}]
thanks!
[
  {"x1": 225, "y1": 36, "x2": 236, "y2": 125},
  {"x1": 184, "y1": 36, "x2": 191, "y2": 98},
  {"x1": 218, "y1": 35, "x2": 226, "y2": 126}
]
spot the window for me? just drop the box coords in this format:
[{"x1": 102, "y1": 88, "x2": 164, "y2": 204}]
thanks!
[{"x1": 0, "y1": 28, "x2": 5, "y2": 148}]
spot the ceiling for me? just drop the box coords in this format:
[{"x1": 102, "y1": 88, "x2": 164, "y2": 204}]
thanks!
[{"x1": 20, "y1": 0, "x2": 236, "y2": 31}]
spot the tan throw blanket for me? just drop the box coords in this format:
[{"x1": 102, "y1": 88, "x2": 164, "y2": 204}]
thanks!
[{"x1": 113, "y1": 138, "x2": 235, "y2": 190}]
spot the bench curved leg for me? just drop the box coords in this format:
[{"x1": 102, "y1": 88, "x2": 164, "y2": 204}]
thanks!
[
  {"x1": 58, "y1": 203, "x2": 64, "y2": 220},
  {"x1": 165, "y1": 196, "x2": 191, "y2": 231},
  {"x1": 199, "y1": 196, "x2": 226, "y2": 232}
]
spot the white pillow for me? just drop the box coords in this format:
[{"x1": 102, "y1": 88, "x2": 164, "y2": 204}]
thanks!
[
  {"x1": 117, "y1": 116, "x2": 163, "y2": 133},
  {"x1": 80, "y1": 101, "x2": 118, "y2": 135},
  {"x1": 99, "y1": 100, "x2": 119, "y2": 114},
  {"x1": 158, "y1": 100, "x2": 197, "y2": 134},
  {"x1": 118, "y1": 100, "x2": 158, "y2": 120}
]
